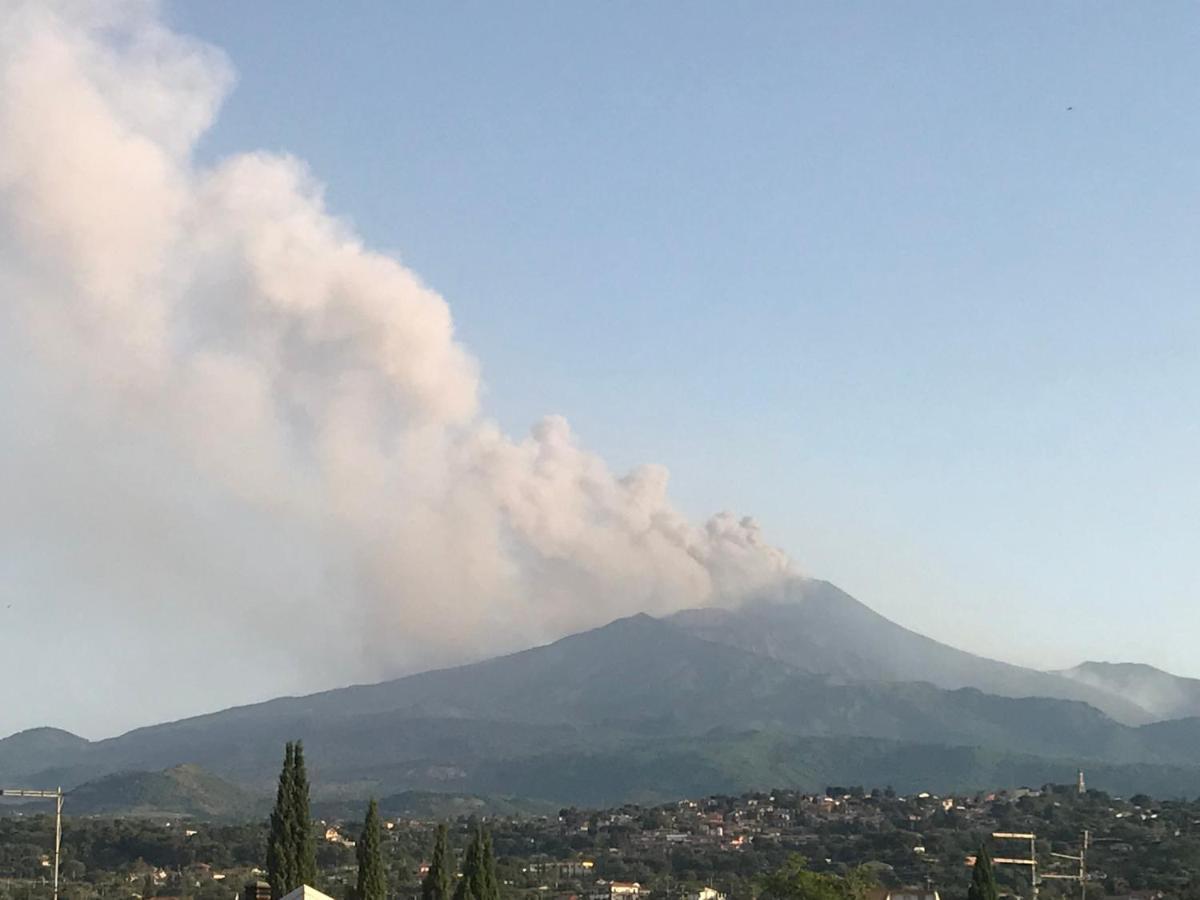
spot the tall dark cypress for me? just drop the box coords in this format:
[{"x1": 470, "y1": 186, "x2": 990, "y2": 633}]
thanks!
[
  {"x1": 355, "y1": 799, "x2": 386, "y2": 900},
  {"x1": 292, "y1": 741, "x2": 318, "y2": 889},
  {"x1": 480, "y1": 830, "x2": 500, "y2": 900},
  {"x1": 267, "y1": 742, "x2": 298, "y2": 899},
  {"x1": 967, "y1": 845, "x2": 999, "y2": 900},
  {"x1": 452, "y1": 827, "x2": 483, "y2": 900},
  {"x1": 422, "y1": 824, "x2": 451, "y2": 900}
]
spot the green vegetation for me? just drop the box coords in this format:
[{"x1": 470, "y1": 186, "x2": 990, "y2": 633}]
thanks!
[
  {"x1": 422, "y1": 823, "x2": 451, "y2": 900},
  {"x1": 452, "y1": 824, "x2": 500, "y2": 900},
  {"x1": 65, "y1": 764, "x2": 255, "y2": 819},
  {"x1": 354, "y1": 799, "x2": 385, "y2": 900},
  {"x1": 967, "y1": 846, "x2": 998, "y2": 900},
  {"x1": 474, "y1": 731, "x2": 1200, "y2": 808},
  {"x1": 760, "y1": 855, "x2": 874, "y2": 900},
  {"x1": 266, "y1": 741, "x2": 318, "y2": 898},
  {"x1": 6, "y1": 782, "x2": 1200, "y2": 900}
]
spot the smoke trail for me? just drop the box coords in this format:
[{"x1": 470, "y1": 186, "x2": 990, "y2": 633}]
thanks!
[{"x1": 0, "y1": 1, "x2": 792, "y2": 728}]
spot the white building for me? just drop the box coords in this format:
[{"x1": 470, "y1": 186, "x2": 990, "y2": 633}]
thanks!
[
  {"x1": 281, "y1": 887, "x2": 338, "y2": 900},
  {"x1": 590, "y1": 881, "x2": 642, "y2": 900}
]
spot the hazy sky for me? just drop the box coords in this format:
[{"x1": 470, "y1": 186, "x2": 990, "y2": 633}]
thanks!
[{"x1": 2, "y1": 2, "x2": 1198, "y2": 738}]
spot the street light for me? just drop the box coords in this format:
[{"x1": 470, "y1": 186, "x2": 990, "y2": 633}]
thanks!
[{"x1": 0, "y1": 787, "x2": 64, "y2": 900}]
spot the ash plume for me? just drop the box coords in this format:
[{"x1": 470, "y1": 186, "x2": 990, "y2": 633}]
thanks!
[{"x1": 0, "y1": 2, "x2": 792, "y2": 733}]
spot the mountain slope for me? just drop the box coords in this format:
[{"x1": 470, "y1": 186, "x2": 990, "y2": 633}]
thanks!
[
  {"x1": 5, "y1": 604, "x2": 1200, "y2": 807},
  {"x1": 75, "y1": 615, "x2": 1190, "y2": 774},
  {"x1": 0, "y1": 727, "x2": 91, "y2": 778},
  {"x1": 1058, "y1": 662, "x2": 1200, "y2": 722},
  {"x1": 472, "y1": 731, "x2": 1200, "y2": 807},
  {"x1": 668, "y1": 579, "x2": 1152, "y2": 724},
  {"x1": 64, "y1": 764, "x2": 255, "y2": 818}
]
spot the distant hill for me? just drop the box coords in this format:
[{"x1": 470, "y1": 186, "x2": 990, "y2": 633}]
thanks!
[
  {"x1": 0, "y1": 727, "x2": 92, "y2": 781},
  {"x1": 1059, "y1": 662, "x2": 1200, "y2": 722},
  {"x1": 470, "y1": 730, "x2": 1200, "y2": 807},
  {"x1": 4, "y1": 582, "x2": 1200, "y2": 808},
  {"x1": 669, "y1": 580, "x2": 1152, "y2": 724},
  {"x1": 64, "y1": 765, "x2": 256, "y2": 818},
  {"x1": 317, "y1": 790, "x2": 556, "y2": 821}
]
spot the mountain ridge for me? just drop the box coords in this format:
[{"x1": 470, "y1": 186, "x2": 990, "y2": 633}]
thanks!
[
  {"x1": 62, "y1": 764, "x2": 256, "y2": 818},
  {"x1": 669, "y1": 579, "x2": 1153, "y2": 724},
  {"x1": 4, "y1": 581, "x2": 1199, "y2": 807},
  {"x1": 1058, "y1": 661, "x2": 1200, "y2": 723}
]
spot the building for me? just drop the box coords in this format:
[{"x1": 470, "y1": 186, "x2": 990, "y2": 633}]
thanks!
[
  {"x1": 525, "y1": 861, "x2": 596, "y2": 882},
  {"x1": 590, "y1": 881, "x2": 641, "y2": 900},
  {"x1": 281, "y1": 887, "x2": 338, "y2": 900},
  {"x1": 686, "y1": 888, "x2": 726, "y2": 900}
]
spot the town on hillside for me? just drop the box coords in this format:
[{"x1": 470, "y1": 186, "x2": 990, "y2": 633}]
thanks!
[{"x1": 2, "y1": 776, "x2": 1198, "y2": 900}]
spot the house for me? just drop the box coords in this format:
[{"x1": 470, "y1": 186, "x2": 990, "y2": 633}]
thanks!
[
  {"x1": 280, "y1": 887, "x2": 338, "y2": 900},
  {"x1": 590, "y1": 881, "x2": 641, "y2": 900},
  {"x1": 560, "y1": 862, "x2": 596, "y2": 880},
  {"x1": 686, "y1": 888, "x2": 726, "y2": 900},
  {"x1": 525, "y1": 861, "x2": 596, "y2": 881}
]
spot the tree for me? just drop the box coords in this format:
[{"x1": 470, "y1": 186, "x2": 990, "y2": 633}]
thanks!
[
  {"x1": 452, "y1": 828, "x2": 481, "y2": 900},
  {"x1": 453, "y1": 825, "x2": 499, "y2": 900},
  {"x1": 967, "y1": 846, "x2": 999, "y2": 900},
  {"x1": 266, "y1": 740, "x2": 318, "y2": 899},
  {"x1": 481, "y1": 830, "x2": 499, "y2": 900},
  {"x1": 355, "y1": 799, "x2": 386, "y2": 900},
  {"x1": 422, "y1": 825, "x2": 451, "y2": 900},
  {"x1": 760, "y1": 855, "x2": 874, "y2": 900},
  {"x1": 292, "y1": 741, "x2": 318, "y2": 889},
  {"x1": 267, "y1": 742, "x2": 297, "y2": 900}
]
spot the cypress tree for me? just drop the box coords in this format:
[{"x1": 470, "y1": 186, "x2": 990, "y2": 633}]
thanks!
[
  {"x1": 292, "y1": 741, "x2": 318, "y2": 889},
  {"x1": 267, "y1": 742, "x2": 297, "y2": 900},
  {"x1": 453, "y1": 827, "x2": 483, "y2": 900},
  {"x1": 355, "y1": 799, "x2": 386, "y2": 900},
  {"x1": 967, "y1": 845, "x2": 999, "y2": 900},
  {"x1": 422, "y1": 824, "x2": 451, "y2": 900},
  {"x1": 480, "y1": 830, "x2": 499, "y2": 900}
]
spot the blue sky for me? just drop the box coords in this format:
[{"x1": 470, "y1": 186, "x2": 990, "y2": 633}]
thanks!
[{"x1": 161, "y1": 1, "x2": 1200, "y2": 674}]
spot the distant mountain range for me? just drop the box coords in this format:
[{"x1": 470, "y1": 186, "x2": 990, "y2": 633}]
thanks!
[
  {"x1": 3, "y1": 577, "x2": 1198, "y2": 811},
  {"x1": 1057, "y1": 661, "x2": 1200, "y2": 722},
  {"x1": 669, "y1": 580, "x2": 1154, "y2": 724}
]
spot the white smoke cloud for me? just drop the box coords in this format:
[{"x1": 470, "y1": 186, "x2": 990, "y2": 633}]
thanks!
[{"x1": 0, "y1": 0, "x2": 793, "y2": 732}]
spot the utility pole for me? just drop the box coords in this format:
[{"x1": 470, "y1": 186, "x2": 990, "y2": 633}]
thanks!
[
  {"x1": 0, "y1": 787, "x2": 64, "y2": 900},
  {"x1": 993, "y1": 832, "x2": 1038, "y2": 900},
  {"x1": 1044, "y1": 831, "x2": 1090, "y2": 900}
]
